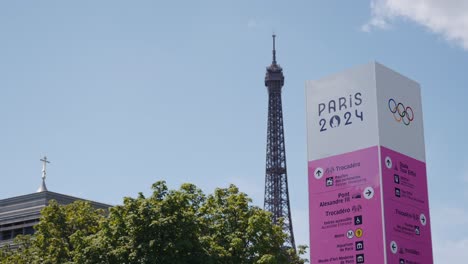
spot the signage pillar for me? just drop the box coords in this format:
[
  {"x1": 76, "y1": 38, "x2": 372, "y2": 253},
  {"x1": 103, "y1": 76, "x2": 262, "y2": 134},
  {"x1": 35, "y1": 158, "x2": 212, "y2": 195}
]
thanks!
[{"x1": 306, "y1": 62, "x2": 433, "y2": 264}]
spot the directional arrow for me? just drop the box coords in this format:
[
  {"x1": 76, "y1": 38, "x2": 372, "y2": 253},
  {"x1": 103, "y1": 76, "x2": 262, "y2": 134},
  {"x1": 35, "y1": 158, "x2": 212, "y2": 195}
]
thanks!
[
  {"x1": 385, "y1": 157, "x2": 392, "y2": 169},
  {"x1": 314, "y1": 168, "x2": 324, "y2": 179},
  {"x1": 363, "y1": 187, "x2": 374, "y2": 199},
  {"x1": 420, "y1": 213, "x2": 427, "y2": 226},
  {"x1": 390, "y1": 241, "x2": 398, "y2": 254}
]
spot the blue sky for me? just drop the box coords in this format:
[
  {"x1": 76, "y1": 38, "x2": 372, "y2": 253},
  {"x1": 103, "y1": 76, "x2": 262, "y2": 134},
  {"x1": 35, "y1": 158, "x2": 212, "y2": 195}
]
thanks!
[{"x1": 1, "y1": 0, "x2": 467, "y2": 262}]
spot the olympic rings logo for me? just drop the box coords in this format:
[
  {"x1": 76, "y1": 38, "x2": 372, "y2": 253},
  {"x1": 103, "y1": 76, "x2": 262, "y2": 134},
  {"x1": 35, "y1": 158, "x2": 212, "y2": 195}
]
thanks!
[{"x1": 388, "y1": 98, "x2": 414, "y2": 126}]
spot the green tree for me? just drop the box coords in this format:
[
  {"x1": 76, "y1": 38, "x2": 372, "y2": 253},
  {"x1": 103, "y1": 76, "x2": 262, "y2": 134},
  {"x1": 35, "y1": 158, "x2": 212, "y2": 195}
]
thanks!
[
  {"x1": 199, "y1": 184, "x2": 290, "y2": 264},
  {"x1": 35, "y1": 200, "x2": 106, "y2": 263},
  {"x1": 90, "y1": 182, "x2": 209, "y2": 264},
  {"x1": 0, "y1": 235, "x2": 38, "y2": 264},
  {"x1": 0, "y1": 181, "x2": 308, "y2": 264},
  {"x1": 0, "y1": 200, "x2": 105, "y2": 264}
]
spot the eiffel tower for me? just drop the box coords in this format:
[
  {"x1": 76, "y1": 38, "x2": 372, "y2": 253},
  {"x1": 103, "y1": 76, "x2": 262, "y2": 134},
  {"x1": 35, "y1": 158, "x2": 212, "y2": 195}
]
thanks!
[{"x1": 263, "y1": 34, "x2": 295, "y2": 249}]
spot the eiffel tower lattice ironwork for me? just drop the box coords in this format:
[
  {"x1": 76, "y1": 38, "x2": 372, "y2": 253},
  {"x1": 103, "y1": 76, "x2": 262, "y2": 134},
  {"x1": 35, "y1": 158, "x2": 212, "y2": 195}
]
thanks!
[{"x1": 263, "y1": 34, "x2": 295, "y2": 250}]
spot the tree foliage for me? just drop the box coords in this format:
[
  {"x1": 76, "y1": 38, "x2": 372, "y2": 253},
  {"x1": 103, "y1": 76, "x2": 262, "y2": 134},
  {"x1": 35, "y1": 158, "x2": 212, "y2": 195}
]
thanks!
[{"x1": 0, "y1": 182, "x2": 307, "y2": 264}]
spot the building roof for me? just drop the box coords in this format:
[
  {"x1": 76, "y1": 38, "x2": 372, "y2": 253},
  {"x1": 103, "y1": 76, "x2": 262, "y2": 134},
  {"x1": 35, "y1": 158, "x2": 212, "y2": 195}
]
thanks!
[{"x1": 0, "y1": 191, "x2": 112, "y2": 226}]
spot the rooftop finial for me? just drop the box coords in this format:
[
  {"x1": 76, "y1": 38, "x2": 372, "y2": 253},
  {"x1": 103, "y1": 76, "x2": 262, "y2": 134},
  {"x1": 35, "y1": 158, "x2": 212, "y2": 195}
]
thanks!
[
  {"x1": 37, "y1": 156, "x2": 50, "y2": 192},
  {"x1": 272, "y1": 34, "x2": 277, "y2": 64}
]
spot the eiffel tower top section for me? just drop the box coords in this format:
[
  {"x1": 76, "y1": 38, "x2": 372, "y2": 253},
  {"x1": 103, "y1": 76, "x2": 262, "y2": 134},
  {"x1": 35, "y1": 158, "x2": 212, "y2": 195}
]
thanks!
[{"x1": 265, "y1": 34, "x2": 284, "y2": 87}]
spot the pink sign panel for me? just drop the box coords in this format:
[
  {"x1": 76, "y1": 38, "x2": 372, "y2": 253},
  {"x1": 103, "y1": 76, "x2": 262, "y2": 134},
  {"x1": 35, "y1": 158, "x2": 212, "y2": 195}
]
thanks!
[
  {"x1": 380, "y1": 146, "x2": 433, "y2": 264},
  {"x1": 308, "y1": 146, "x2": 384, "y2": 264}
]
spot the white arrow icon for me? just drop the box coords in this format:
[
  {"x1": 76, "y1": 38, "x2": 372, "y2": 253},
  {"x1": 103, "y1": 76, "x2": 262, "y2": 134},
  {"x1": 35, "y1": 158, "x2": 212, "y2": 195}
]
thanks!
[
  {"x1": 314, "y1": 167, "x2": 324, "y2": 179},
  {"x1": 363, "y1": 187, "x2": 374, "y2": 199},
  {"x1": 385, "y1": 156, "x2": 392, "y2": 169},
  {"x1": 390, "y1": 241, "x2": 398, "y2": 254},
  {"x1": 420, "y1": 213, "x2": 427, "y2": 226}
]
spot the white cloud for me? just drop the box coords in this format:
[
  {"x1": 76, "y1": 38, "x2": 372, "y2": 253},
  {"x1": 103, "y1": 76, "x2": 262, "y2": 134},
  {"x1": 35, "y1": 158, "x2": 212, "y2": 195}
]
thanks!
[{"x1": 363, "y1": 0, "x2": 468, "y2": 50}]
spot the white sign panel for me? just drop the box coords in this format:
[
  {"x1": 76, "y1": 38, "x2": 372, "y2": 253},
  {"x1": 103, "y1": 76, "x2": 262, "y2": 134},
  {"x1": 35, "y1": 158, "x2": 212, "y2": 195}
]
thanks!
[
  {"x1": 306, "y1": 62, "x2": 379, "y2": 160},
  {"x1": 375, "y1": 63, "x2": 426, "y2": 162}
]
